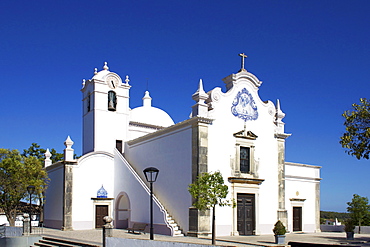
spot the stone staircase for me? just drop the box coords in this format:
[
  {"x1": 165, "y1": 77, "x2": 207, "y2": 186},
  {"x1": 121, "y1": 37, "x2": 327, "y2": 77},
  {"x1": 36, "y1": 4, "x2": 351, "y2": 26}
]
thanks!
[
  {"x1": 166, "y1": 213, "x2": 184, "y2": 237},
  {"x1": 31, "y1": 237, "x2": 100, "y2": 247}
]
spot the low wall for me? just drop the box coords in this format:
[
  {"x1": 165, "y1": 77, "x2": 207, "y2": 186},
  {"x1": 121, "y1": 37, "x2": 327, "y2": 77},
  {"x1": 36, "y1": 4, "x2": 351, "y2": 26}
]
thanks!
[
  {"x1": 289, "y1": 242, "x2": 361, "y2": 247},
  {"x1": 4, "y1": 227, "x2": 23, "y2": 237},
  {"x1": 320, "y1": 225, "x2": 370, "y2": 234},
  {"x1": 0, "y1": 236, "x2": 42, "y2": 247},
  {"x1": 107, "y1": 238, "x2": 215, "y2": 247},
  {"x1": 320, "y1": 225, "x2": 344, "y2": 232}
]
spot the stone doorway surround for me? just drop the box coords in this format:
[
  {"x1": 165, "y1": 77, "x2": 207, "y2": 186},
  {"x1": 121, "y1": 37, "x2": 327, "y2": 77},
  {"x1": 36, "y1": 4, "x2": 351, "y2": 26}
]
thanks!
[{"x1": 91, "y1": 198, "x2": 113, "y2": 229}]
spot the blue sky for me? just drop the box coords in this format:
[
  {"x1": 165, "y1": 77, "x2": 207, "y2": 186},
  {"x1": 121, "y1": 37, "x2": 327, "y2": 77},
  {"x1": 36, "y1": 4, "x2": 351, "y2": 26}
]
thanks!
[{"x1": 1, "y1": 0, "x2": 369, "y2": 212}]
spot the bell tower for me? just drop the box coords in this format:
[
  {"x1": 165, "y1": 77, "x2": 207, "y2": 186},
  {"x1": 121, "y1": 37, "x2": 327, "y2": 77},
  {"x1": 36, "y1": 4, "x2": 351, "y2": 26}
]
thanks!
[{"x1": 81, "y1": 62, "x2": 131, "y2": 155}]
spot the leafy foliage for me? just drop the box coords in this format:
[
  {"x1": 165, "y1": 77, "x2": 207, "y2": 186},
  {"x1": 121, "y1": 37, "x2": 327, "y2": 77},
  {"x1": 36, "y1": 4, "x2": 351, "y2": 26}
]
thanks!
[
  {"x1": 273, "y1": 220, "x2": 286, "y2": 235},
  {"x1": 23, "y1": 143, "x2": 63, "y2": 164},
  {"x1": 0, "y1": 148, "x2": 49, "y2": 226},
  {"x1": 347, "y1": 194, "x2": 370, "y2": 231},
  {"x1": 340, "y1": 98, "x2": 370, "y2": 159},
  {"x1": 320, "y1": 211, "x2": 350, "y2": 223},
  {"x1": 188, "y1": 171, "x2": 229, "y2": 211}
]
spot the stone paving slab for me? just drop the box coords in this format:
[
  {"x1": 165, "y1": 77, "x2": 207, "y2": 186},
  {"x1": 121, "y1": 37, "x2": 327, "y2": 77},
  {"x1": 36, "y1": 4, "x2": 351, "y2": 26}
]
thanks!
[{"x1": 40, "y1": 228, "x2": 370, "y2": 247}]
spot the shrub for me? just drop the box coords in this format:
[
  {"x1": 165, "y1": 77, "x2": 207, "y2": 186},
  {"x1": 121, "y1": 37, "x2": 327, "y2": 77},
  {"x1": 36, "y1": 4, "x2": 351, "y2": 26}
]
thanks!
[
  {"x1": 344, "y1": 219, "x2": 355, "y2": 232},
  {"x1": 273, "y1": 220, "x2": 286, "y2": 235}
]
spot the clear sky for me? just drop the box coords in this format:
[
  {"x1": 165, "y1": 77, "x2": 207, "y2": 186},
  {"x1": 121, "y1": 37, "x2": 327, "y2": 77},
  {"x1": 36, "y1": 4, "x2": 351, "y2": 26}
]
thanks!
[{"x1": 1, "y1": 0, "x2": 369, "y2": 212}]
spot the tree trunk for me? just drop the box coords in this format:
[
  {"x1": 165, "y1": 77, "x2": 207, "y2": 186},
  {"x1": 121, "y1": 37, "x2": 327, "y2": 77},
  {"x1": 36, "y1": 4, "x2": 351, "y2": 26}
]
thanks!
[
  {"x1": 212, "y1": 205, "x2": 216, "y2": 245},
  {"x1": 5, "y1": 209, "x2": 16, "y2": 227}
]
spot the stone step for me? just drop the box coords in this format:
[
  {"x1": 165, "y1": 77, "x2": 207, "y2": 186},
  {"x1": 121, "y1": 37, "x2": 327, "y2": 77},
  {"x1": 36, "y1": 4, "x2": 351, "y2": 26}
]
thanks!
[
  {"x1": 38, "y1": 239, "x2": 77, "y2": 247},
  {"x1": 170, "y1": 225, "x2": 179, "y2": 231},
  {"x1": 164, "y1": 210, "x2": 183, "y2": 236},
  {"x1": 32, "y1": 237, "x2": 100, "y2": 247},
  {"x1": 173, "y1": 230, "x2": 184, "y2": 237}
]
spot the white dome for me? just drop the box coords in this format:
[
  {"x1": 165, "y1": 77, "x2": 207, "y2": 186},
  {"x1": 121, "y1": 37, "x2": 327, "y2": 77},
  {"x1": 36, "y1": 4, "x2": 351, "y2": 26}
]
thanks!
[{"x1": 130, "y1": 91, "x2": 174, "y2": 127}]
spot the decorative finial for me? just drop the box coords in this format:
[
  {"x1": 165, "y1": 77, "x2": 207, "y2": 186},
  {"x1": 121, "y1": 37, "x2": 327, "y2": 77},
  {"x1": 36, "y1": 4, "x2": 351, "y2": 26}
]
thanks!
[
  {"x1": 94, "y1": 68, "x2": 98, "y2": 75},
  {"x1": 193, "y1": 79, "x2": 207, "y2": 96},
  {"x1": 143, "y1": 91, "x2": 152, "y2": 107},
  {"x1": 44, "y1": 148, "x2": 52, "y2": 167},
  {"x1": 238, "y1": 53, "x2": 248, "y2": 72},
  {"x1": 45, "y1": 148, "x2": 51, "y2": 159},
  {"x1": 125, "y1": 75, "x2": 130, "y2": 84},
  {"x1": 103, "y1": 62, "x2": 109, "y2": 71},
  {"x1": 64, "y1": 136, "x2": 74, "y2": 162},
  {"x1": 191, "y1": 79, "x2": 209, "y2": 117},
  {"x1": 64, "y1": 136, "x2": 74, "y2": 149}
]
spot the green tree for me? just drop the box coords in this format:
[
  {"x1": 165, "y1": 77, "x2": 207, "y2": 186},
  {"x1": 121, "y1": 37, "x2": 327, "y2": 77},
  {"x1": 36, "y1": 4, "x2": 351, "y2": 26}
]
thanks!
[
  {"x1": 340, "y1": 98, "x2": 370, "y2": 159},
  {"x1": 23, "y1": 143, "x2": 63, "y2": 164},
  {"x1": 188, "y1": 171, "x2": 231, "y2": 245},
  {"x1": 22, "y1": 143, "x2": 64, "y2": 223},
  {"x1": 347, "y1": 194, "x2": 370, "y2": 233},
  {"x1": 0, "y1": 149, "x2": 49, "y2": 226}
]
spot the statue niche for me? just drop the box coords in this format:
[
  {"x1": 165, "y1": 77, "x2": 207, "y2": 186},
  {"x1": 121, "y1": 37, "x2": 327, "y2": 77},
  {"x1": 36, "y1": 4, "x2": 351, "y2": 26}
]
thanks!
[{"x1": 108, "y1": 91, "x2": 117, "y2": 111}]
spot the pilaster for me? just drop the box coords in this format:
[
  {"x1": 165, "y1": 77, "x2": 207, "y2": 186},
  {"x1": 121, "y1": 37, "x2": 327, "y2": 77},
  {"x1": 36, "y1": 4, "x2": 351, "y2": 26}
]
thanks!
[
  {"x1": 62, "y1": 161, "x2": 76, "y2": 231},
  {"x1": 188, "y1": 118, "x2": 211, "y2": 237},
  {"x1": 276, "y1": 135, "x2": 289, "y2": 228},
  {"x1": 315, "y1": 183, "x2": 321, "y2": 232}
]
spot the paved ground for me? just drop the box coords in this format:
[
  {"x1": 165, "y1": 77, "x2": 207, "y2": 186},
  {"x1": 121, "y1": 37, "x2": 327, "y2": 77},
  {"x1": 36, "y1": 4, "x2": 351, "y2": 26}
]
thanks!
[{"x1": 41, "y1": 228, "x2": 370, "y2": 247}]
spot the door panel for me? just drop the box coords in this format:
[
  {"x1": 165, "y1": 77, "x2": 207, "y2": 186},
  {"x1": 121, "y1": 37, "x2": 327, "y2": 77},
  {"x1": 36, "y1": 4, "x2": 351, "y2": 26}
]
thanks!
[
  {"x1": 293, "y1": 207, "x2": 302, "y2": 231},
  {"x1": 95, "y1": 205, "x2": 108, "y2": 228},
  {"x1": 237, "y1": 194, "x2": 255, "y2": 235}
]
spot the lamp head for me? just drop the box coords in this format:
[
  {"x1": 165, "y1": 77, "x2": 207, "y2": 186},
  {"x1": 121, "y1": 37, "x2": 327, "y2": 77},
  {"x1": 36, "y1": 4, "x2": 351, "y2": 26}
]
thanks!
[
  {"x1": 27, "y1": 185, "x2": 35, "y2": 195},
  {"x1": 143, "y1": 167, "x2": 159, "y2": 183}
]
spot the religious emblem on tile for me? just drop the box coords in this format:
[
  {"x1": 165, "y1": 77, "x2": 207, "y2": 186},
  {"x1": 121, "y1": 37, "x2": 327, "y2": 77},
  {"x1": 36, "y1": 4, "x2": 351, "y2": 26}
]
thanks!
[{"x1": 231, "y1": 88, "x2": 258, "y2": 121}]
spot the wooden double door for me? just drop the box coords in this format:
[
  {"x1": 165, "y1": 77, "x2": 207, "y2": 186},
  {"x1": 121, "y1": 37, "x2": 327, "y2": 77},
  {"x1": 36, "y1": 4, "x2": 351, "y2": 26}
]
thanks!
[{"x1": 237, "y1": 194, "x2": 255, "y2": 235}]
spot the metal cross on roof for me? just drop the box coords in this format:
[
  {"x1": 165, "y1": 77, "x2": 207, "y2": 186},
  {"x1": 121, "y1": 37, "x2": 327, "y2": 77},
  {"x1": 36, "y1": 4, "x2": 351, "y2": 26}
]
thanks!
[{"x1": 239, "y1": 53, "x2": 248, "y2": 72}]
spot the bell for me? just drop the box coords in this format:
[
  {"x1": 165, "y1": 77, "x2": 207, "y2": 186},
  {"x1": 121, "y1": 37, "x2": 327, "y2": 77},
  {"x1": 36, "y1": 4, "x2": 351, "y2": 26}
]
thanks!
[{"x1": 108, "y1": 100, "x2": 115, "y2": 111}]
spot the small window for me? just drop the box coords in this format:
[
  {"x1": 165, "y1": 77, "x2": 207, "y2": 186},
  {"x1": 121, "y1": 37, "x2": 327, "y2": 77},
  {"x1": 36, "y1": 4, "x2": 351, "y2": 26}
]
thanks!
[
  {"x1": 240, "y1": 147, "x2": 250, "y2": 173},
  {"x1": 87, "y1": 94, "x2": 91, "y2": 112},
  {"x1": 116, "y1": 140, "x2": 123, "y2": 153}
]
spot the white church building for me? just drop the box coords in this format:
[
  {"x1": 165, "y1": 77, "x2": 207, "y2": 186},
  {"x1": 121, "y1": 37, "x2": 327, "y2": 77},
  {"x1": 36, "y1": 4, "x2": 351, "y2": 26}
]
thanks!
[{"x1": 43, "y1": 55, "x2": 321, "y2": 236}]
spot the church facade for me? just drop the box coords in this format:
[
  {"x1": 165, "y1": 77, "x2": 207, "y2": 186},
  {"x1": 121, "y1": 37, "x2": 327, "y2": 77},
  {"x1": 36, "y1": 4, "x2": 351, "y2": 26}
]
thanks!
[{"x1": 44, "y1": 56, "x2": 321, "y2": 236}]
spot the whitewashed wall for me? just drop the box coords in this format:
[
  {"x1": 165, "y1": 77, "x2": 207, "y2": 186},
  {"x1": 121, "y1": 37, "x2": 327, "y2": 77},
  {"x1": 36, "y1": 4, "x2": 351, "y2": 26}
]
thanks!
[
  {"x1": 124, "y1": 124, "x2": 193, "y2": 233},
  {"x1": 72, "y1": 152, "x2": 115, "y2": 230},
  {"x1": 285, "y1": 162, "x2": 321, "y2": 233},
  {"x1": 114, "y1": 150, "x2": 172, "y2": 235},
  {"x1": 44, "y1": 164, "x2": 64, "y2": 229}
]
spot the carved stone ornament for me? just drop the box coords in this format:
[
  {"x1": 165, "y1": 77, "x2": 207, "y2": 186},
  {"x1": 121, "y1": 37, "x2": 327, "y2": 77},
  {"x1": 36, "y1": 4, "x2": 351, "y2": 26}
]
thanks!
[{"x1": 231, "y1": 88, "x2": 258, "y2": 121}]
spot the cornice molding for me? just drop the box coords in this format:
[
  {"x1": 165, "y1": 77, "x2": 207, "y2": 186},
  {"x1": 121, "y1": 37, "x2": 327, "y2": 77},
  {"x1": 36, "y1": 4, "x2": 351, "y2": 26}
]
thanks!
[{"x1": 228, "y1": 177, "x2": 264, "y2": 185}]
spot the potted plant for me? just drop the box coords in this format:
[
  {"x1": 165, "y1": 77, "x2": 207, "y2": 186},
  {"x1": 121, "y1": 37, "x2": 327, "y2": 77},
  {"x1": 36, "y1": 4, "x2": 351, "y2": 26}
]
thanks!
[
  {"x1": 273, "y1": 220, "x2": 286, "y2": 244},
  {"x1": 344, "y1": 219, "x2": 355, "y2": 240}
]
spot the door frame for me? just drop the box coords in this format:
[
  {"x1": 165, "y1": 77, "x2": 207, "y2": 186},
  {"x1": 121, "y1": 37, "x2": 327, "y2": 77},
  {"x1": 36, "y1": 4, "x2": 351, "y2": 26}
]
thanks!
[
  {"x1": 115, "y1": 192, "x2": 131, "y2": 229},
  {"x1": 231, "y1": 185, "x2": 260, "y2": 236},
  {"x1": 92, "y1": 198, "x2": 113, "y2": 228},
  {"x1": 289, "y1": 198, "x2": 305, "y2": 232}
]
